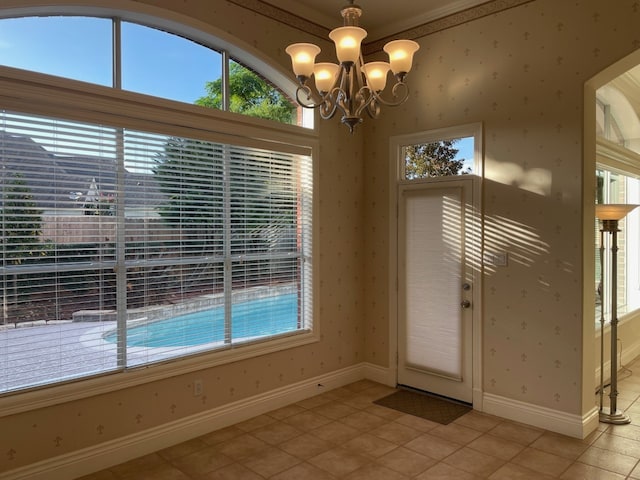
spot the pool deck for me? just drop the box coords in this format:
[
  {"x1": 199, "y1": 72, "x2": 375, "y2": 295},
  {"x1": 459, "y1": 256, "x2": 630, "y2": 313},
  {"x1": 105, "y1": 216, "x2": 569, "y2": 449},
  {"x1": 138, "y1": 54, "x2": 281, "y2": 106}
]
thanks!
[
  {"x1": 0, "y1": 284, "x2": 299, "y2": 394},
  {"x1": 0, "y1": 320, "x2": 210, "y2": 394}
]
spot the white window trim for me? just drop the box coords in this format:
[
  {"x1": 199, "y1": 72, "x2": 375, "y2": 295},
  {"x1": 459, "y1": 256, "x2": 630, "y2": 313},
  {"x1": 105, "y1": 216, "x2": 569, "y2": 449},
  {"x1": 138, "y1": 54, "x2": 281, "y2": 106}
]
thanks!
[
  {"x1": 393, "y1": 122, "x2": 483, "y2": 180},
  {"x1": 597, "y1": 137, "x2": 640, "y2": 178}
]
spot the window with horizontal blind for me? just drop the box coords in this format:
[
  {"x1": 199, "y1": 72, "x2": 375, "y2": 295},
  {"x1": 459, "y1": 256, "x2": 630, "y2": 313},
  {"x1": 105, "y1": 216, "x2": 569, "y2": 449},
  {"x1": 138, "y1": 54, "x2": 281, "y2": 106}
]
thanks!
[{"x1": 0, "y1": 109, "x2": 313, "y2": 394}]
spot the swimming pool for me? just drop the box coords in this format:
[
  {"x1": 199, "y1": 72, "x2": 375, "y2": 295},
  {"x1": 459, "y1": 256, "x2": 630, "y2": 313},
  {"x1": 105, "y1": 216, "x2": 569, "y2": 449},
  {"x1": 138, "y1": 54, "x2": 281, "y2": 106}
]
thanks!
[{"x1": 104, "y1": 293, "x2": 299, "y2": 347}]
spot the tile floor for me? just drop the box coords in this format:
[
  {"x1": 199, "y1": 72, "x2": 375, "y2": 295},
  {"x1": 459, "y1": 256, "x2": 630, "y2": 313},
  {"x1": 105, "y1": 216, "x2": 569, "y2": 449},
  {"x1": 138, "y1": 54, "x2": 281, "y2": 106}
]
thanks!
[{"x1": 79, "y1": 357, "x2": 640, "y2": 479}]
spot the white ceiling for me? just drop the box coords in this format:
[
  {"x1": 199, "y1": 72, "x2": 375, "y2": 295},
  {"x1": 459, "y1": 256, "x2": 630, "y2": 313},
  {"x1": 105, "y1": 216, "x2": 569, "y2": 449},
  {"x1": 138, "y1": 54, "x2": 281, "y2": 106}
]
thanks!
[{"x1": 261, "y1": 0, "x2": 491, "y2": 42}]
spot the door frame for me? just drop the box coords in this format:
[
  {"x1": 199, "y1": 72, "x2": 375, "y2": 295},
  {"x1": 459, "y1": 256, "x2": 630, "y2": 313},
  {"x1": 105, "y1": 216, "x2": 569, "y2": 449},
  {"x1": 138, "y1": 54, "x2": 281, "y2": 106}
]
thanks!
[
  {"x1": 388, "y1": 123, "x2": 484, "y2": 409},
  {"x1": 397, "y1": 178, "x2": 475, "y2": 402}
]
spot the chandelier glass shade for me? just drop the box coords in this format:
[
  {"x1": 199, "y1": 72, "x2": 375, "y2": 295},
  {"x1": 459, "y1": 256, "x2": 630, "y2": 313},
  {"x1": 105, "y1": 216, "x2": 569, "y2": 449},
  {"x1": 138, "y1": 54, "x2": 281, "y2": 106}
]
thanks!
[{"x1": 285, "y1": 1, "x2": 420, "y2": 132}]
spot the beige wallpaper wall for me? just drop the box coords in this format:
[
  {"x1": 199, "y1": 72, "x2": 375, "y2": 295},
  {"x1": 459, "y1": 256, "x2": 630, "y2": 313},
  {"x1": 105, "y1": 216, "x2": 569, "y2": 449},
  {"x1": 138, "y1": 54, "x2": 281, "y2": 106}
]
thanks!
[
  {"x1": 3, "y1": 0, "x2": 640, "y2": 474},
  {"x1": 0, "y1": 0, "x2": 365, "y2": 473},
  {"x1": 363, "y1": 0, "x2": 640, "y2": 414}
]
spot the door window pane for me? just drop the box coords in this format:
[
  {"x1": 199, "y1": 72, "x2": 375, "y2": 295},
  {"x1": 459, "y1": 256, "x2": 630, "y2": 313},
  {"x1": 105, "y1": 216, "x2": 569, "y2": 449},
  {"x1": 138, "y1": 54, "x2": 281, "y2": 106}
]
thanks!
[{"x1": 403, "y1": 136, "x2": 474, "y2": 179}]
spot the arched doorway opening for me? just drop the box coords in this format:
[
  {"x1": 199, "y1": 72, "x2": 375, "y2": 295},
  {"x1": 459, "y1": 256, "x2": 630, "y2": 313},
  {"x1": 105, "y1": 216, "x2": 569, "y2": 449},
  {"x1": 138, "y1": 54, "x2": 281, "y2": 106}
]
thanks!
[{"x1": 583, "y1": 49, "x2": 640, "y2": 430}]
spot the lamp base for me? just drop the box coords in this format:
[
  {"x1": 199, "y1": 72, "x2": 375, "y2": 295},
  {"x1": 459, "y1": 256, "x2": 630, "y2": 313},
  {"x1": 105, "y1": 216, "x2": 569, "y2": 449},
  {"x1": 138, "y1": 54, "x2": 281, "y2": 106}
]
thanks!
[{"x1": 599, "y1": 407, "x2": 631, "y2": 424}]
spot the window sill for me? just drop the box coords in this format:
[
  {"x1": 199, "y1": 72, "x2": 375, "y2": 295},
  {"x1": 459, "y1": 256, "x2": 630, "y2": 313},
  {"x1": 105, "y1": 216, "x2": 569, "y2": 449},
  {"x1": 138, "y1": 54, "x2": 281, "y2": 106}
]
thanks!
[{"x1": 595, "y1": 307, "x2": 640, "y2": 337}]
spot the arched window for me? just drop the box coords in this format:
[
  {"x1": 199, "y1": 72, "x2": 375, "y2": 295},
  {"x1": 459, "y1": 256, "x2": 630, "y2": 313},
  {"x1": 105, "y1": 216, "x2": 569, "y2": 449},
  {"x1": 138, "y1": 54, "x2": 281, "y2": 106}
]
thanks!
[
  {"x1": 0, "y1": 11, "x2": 315, "y2": 403},
  {"x1": 0, "y1": 15, "x2": 300, "y2": 124}
]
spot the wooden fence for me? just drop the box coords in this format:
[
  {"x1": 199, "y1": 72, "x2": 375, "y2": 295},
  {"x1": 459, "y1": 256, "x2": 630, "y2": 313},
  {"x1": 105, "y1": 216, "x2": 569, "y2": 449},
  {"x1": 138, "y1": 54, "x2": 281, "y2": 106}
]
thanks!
[{"x1": 41, "y1": 215, "x2": 180, "y2": 244}]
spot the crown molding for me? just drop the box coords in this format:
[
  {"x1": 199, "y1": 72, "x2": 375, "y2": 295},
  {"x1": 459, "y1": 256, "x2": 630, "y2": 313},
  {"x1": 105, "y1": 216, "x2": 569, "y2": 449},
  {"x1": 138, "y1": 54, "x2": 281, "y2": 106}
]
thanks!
[
  {"x1": 228, "y1": 0, "x2": 537, "y2": 53},
  {"x1": 229, "y1": 0, "x2": 329, "y2": 42},
  {"x1": 365, "y1": 0, "x2": 536, "y2": 54}
]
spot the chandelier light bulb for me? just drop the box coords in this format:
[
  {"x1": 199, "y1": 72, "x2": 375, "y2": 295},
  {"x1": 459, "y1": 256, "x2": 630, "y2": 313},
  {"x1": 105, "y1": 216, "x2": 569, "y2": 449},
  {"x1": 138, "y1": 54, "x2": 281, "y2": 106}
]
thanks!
[
  {"x1": 329, "y1": 26, "x2": 367, "y2": 64},
  {"x1": 384, "y1": 39, "x2": 420, "y2": 75},
  {"x1": 313, "y1": 62, "x2": 340, "y2": 93},
  {"x1": 285, "y1": 43, "x2": 321, "y2": 79},
  {"x1": 363, "y1": 61, "x2": 390, "y2": 92}
]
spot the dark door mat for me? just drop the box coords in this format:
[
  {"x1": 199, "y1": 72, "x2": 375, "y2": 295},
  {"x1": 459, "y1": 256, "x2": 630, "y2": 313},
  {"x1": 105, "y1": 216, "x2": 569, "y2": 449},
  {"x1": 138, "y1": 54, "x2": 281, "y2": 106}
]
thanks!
[{"x1": 374, "y1": 388, "x2": 471, "y2": 424}]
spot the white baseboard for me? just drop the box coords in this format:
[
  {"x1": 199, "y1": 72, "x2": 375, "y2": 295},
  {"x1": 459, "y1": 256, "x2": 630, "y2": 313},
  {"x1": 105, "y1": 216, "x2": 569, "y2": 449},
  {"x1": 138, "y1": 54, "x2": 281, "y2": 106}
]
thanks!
[
  {"x1": 595, "y1": 335, "x2": 640, "y2": 390},
  {"x1": 482, "y1": 392, "x2": 599, "y2": 439},
  {"x1": 362, "y1": 362, "x2": 395, "y2": 386},
  {"x1": 2, "y1": 364, "x2": 370, "y2": 480},
  {"x1": 621, "y1": 335, "x2": 640, "y2": 368}
]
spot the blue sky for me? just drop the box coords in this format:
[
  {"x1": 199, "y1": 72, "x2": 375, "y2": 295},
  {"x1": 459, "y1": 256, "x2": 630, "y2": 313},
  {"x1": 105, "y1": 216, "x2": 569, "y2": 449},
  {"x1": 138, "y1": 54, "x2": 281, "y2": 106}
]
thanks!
[
  {"x1": 453, "y1": 137, "x2": 474, "y2": 170},
  {"x1": 0, "y1": 16, "x2": 221, "y2": 104}
]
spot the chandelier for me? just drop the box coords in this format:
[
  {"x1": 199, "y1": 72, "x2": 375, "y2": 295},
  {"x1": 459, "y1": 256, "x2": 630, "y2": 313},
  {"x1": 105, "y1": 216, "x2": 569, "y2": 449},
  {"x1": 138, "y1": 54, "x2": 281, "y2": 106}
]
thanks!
[{"x1": 285, "y1": 1, "x2": 420, "y2": 133}]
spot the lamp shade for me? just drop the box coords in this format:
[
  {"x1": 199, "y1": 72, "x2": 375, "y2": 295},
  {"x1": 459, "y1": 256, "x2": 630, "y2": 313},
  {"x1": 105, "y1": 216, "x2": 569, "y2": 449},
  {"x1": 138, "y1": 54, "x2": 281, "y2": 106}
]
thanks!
[
  {"x1": 285, "y1": 43, "x2": 321, "y2": 78},
  {"x1": 363, "y1": 61, "x2": 390, "y2": 92},
  {"x1": 329, "y1": 26, "x2": 367, "y2": 64},
  {"x1": 313, "y1": 62, "x2": 340, "y2": 93},
  {"x1": 595, "y1": 204, "x2": 639, "y2": 221},
  {"x1": 383, "y1": 39, "x2": 420, "y2": 74}
]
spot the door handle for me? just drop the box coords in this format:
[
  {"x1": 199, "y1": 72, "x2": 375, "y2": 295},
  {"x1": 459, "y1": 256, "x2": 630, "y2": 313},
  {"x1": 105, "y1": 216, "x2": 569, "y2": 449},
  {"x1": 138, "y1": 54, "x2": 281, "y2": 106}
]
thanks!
[{"x1": 461, "y1": 300, "x2": 471, "y2": 308}]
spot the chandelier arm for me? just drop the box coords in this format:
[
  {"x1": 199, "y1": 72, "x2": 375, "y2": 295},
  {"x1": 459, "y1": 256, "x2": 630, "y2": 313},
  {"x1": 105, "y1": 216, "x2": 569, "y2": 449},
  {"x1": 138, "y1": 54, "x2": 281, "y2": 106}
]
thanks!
[
  {"x1": 353, "y1": 85, "x2": 375, "y2": 119},
  {"x1": 364, "y1": 96, "x2": 382, "y2": 119},
  {"x1": 369, "y1": 80, "x2": 411, "y2": 107},
  {"x1": 352, "y1": 59, "x2": 375, "y2": 118},
  {"x1": 335, "y1": 64, "x2": 354, "y2": 118},
  {"x1": 294, "y1": 83, "x2": 343, "y2": 121},
  {"x1": 294, "y1": 84, "x2": 325, "y2": 109},
  {"x1": 331, "y1": 61, "x2": 371, "y2": 129},
  {"x1": 318, "y1": 89, "x2": 340, "y2": 119}
]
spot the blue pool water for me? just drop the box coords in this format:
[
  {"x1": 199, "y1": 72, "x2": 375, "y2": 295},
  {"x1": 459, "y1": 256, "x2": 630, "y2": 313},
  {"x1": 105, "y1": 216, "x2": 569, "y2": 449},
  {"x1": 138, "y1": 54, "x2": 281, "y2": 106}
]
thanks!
[{"x1": 104, "y1": 294, "x2": 299, "y2": 347}]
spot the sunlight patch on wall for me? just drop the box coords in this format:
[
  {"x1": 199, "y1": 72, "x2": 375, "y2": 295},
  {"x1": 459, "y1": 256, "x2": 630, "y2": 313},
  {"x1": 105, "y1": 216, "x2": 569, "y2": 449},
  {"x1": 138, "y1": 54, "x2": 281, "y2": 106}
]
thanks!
[
  {"x1": 485, "y1": 158, "x2": 552, "y2": 196},
  {"x1": 483, "y1": 214, "x2": 550, "y2": 274}
]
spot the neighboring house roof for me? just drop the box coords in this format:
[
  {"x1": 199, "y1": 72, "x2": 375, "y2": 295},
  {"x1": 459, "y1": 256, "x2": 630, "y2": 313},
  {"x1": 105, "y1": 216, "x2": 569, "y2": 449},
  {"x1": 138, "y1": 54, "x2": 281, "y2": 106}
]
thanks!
[{"x1": 0, "y1": 131, "x2": 165, "y2": 210}]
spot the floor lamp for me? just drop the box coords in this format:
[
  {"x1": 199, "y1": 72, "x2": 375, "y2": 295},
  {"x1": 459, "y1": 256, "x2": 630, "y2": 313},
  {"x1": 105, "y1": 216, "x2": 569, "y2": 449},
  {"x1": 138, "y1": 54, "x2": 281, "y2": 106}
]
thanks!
[{"x1": 596, "y1": 203, "x2": 637, "y2": 425}]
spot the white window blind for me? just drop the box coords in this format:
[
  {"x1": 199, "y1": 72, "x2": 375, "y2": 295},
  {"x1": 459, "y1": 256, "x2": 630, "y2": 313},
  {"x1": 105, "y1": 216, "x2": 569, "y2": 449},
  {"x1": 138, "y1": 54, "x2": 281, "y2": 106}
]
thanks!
[
  {"x1": 403, "y1": 188, "x2": 462, "y2": 379},
  {"x1": 0, "y1": 110, "x2": 312, "y2": 394}
]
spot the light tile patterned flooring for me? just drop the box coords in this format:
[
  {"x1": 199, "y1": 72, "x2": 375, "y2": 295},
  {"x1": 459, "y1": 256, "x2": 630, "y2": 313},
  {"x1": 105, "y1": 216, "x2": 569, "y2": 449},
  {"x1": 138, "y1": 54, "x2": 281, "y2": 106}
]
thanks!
[{"x1": 80, "y1": 357, "x2": 640, "y2": 479}]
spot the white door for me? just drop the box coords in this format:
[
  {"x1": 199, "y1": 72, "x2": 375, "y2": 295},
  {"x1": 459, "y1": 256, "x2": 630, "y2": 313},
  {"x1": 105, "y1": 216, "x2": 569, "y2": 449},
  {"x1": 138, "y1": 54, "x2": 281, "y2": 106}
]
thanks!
[{"x1": 397, "y1": 177, "x2": 475, "y2": 403}]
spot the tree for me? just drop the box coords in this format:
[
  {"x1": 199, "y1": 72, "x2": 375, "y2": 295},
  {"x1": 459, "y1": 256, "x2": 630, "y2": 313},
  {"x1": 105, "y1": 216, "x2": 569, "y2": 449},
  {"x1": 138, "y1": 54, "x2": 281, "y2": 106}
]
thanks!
[
  {"x1": 151, "y1": 65, "x2": 299, "y2": 293},
  {"x1": 404, "y1": 139, "x2": 471, "y2": 178},
  {"x1": 1, "y1": 173, "x2": 45, "y2": 325},
  {"x1": 154, "y1": 137, "x2": 290, "y2": 253},
  {"x1": 1, "y1": 173, "x2": 43, "y2": 265},
  {"x1": 195, "y1": 62, "x2": 296, "y2": 124},
  {"x1": 153, "y1": 137, "x2": 225, "y2": 254}
]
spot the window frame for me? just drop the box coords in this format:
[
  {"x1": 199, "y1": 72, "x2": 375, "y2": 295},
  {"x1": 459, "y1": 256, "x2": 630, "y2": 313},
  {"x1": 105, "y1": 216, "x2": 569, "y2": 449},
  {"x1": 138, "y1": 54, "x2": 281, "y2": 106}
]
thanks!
[
  {"x1": 0, "y1": 4, "x2": 313, "y2": 128},
  {"x1": 0, "y1": 11, "x2": 319, "y2": 417},
  {"x1": 396, "y1": 123, "x2": 483, "y2": 181},
  {"x1": 596, "y1": 138, "x2": 640, "y2": 324}
]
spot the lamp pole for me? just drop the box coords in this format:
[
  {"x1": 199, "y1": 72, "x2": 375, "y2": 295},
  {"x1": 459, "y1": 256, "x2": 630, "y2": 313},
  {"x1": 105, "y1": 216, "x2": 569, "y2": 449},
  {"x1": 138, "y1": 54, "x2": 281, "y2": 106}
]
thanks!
[
  {"x1": 598, "y1": 228, "x2": 605, "y2": 415},
  {"x1": 596, "y1": 204, "x2": 637, "y2": 425}
]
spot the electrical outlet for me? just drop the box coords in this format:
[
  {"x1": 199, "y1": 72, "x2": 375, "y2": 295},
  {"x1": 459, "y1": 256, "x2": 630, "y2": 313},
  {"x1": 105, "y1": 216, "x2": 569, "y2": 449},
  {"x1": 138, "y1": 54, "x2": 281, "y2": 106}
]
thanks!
[
  {"x1": 483, "y1": 251, "x2": 508, "y2": 266},
  {"x1": 193, "y1": 379, "x2": 203, "y2": 397},
  {"x1": 494, "y1": 251, "x2": 508, "y2": 266}
]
